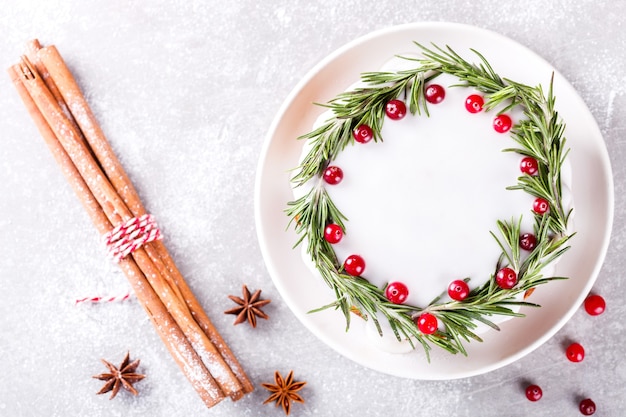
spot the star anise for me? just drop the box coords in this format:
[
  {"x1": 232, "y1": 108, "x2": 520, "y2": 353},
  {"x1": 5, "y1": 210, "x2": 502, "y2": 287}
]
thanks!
[
  {"x1": 261, "y1": 370, "x2": 306, "y2": 415},
  {"x1": 93, "y1": 351, "x2": 145, "y2": 399},
  {"x1": 224, "y1": 284, "x2": 271, "y2": 327}
]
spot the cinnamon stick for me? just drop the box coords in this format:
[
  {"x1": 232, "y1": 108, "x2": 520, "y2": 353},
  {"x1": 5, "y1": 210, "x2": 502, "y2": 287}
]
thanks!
[
  {"x1": 8, "y1": 65, "x2": 225, "y2": 408},
  {"x1": 25, "y1": 40, "x2": 85, "y2": 143},
  {"x1": 36, "y1": 43, "x2": 253, "y2": 397},
  {"x1": 16, "y1": 55, "x2": 244, "y2": 400},
  {"x1": 154, "y1": 241, "x2": 255, "y2": 396},
  {"x1": 11, "y1": 37, "x2": 260, "y2": 404},
  {"x1": 7, "y1": 65, "x2": 108, "y2": 230}
]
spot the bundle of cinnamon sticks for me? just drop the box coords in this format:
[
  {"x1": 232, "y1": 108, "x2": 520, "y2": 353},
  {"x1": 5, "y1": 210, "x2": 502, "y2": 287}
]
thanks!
[{"x1": 8, "y1": 40, "x2": 253, "y2": 407}]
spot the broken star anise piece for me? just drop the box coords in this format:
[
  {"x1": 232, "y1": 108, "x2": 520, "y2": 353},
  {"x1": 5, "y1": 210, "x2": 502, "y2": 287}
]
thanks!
[
  {"x1": 224, "y1": 284, "x2": 271, "y2": 328},
  {"x1": 93, "y1": 351, "x2": 145, "y2": 399},
  {"x1": 261, "y1": 370, "x2": 306, "y2": 415}
]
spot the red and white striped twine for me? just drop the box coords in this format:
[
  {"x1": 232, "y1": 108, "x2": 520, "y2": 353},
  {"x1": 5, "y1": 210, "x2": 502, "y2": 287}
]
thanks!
[
  {"x1": 75, "y1": 292, "x2": 132, "y2": 305},
  {"x1": 103, "y1": 214, "x2": 162, "y2": 262}
]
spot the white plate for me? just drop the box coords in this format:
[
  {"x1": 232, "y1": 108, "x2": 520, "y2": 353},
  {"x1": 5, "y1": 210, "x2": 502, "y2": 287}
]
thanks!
[{"x1": 254, "y1": 22, "x2": 614, "y2": 379}]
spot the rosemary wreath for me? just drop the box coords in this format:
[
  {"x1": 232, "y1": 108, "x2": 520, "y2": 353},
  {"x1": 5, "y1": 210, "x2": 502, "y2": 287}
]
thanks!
[{"x1": 286, "y1": 43, "x2": 573, "y2": 359}]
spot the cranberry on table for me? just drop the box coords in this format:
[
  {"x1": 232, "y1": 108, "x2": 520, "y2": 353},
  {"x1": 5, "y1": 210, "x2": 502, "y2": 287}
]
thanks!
[
  {"x1": 584, "y1": 294, "x2": 606, "y2": 316},
  {"x1": 566, "y1": 342, "x2": 585, "y2": 363},
  {"x1": 385, "y1": 99, "x2": 407, "y2": 120},
  {"x1": 343, "y1": 254, "x2": 365, "y2": 276},
  {"x1": 579, "y1": 398, "x2": 596, "y2": 415},
  {"x1": 532, "y1": 197, "x2": 550, "y2": 214},
  {"x1": 353, "y1": 124, "x2": 374, "y2": 143},
  {"x1": 495, "y1": 267, "x2": 517, "y2": 289},
  {"x1": 493, "y1": 114, "x2": 513, "y2": 133},
  {"x1": 525, "y1": 384, "x2": 543, "y2": 402},
  {"x1": 520, "y1": 156, "x2": 539, "y2": 175},
  {"x1": 323, "y1": 166, "x2": 343, "y2": 185},
  {"x1": 424, "y1": 84, "x2": 446, "y2": 104},
  {"x1": 323, "y1": 223, "x2": 343, "y2": 244},
  {"x1": 415, "y1": 312, "x2": 438, "y2": 334},
  {"x1": 519, "y1": 233, "x2": 537, "y2": 251},
  {"x1": 465, "y1": 94, "x2": 484, "y2": 113},
  {"x1": 385, "y1": 282, "x2": 409, "y2": 304},
  {"x1": 448, "y1": 279, "x2": 470, "y2": 301}
]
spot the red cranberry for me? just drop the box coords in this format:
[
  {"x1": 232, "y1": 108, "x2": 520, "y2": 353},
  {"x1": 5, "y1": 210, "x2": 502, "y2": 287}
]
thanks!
[
  {"x1": 323, "y1": 223, "x2": 343, "y2": 244},
  {"x1": 584, "y1": 294, "x2": 606, "y2": 316},
  {"x1": 579, "y1": 398, "x2": 596, "y2": 415},
  {"x1": 519, "y1": 233, "x2": 537, "y2": 251},
  {"x1": 415, "y1": 313, "x2": 438, "y2": 334},
  {"x1": 520, "y1": 156, "x2": 539, "y2": 175},
  {"x1": 353, "y1": 124, "x2": 373, "y2": 143},
  {"x1": 448, "y1": 280, "x2": 470, "y2": 301},
  {"x1": 465, "y1": 94, "x2": 484, "y2": 113},
  {"x1": 496, "y1": 267, "x2": 517, "y2": 289},
  {"x1": 385, "y1": 282, "x2": 409, "y2": 304},
  {"x1": 425, "y1": 84, "x2": 445, "y2": 104},
  {"x1": 532, "y1": 197, "x2": 550, "y2": 214},
  {"x1": 323, "y1": 166, "x2": 343, "y2": 185},
  {"x1": 525, "y1": 384, "x2": 543, "y2": 402},
  {"x1": 493, "y1": 114, "x2": 512, "y2": 133},
  {"x1": 385, "y1": 99, "x2": 407, "y2": 120},
  {"x1": 343, "y1": 255, "x2": 365, "y2": 276},
  {"x1": 566, "y1": 342, "x2": 585, "y2": 363}
]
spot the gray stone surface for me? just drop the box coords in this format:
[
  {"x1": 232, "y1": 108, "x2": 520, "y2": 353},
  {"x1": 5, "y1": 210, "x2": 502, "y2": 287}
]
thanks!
[{"x1": 0, "y1": 1, "x2": 623, "y2": 416}]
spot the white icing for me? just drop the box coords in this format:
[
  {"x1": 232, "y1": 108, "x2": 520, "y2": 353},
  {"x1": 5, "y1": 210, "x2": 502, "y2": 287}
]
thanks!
[{"x1": 293, "y1": 57, "x2": 572, "y2": 352}]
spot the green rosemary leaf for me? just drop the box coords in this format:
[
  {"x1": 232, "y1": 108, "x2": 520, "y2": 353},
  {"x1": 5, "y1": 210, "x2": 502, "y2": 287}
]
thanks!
[{"x1": 287, "y1": 42, "x2": 572, "y2": 359}]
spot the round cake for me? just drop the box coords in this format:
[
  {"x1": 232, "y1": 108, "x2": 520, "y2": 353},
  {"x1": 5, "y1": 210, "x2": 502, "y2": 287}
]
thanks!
[{"x1": 287, "y1": 45, "x2": 573, "y2": 357}]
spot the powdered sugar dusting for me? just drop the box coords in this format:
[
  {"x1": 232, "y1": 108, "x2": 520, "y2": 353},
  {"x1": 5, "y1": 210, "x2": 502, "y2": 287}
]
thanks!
[
  {"x1": 1, "y1": 1, "x2": 625, "y2": 416},
  {"x1": 605, "y1": 89, "x2": 617, "y2": 131}
]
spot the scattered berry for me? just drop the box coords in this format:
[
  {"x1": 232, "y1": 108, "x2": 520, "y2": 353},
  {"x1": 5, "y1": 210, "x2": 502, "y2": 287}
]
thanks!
[
  {"x1": 425, "y1": 84, "x2": 446, "y2": 104},
  {"x1": 579, "y1": 398, "x2": 596, "y2": 415},
  {"x1": 493, "y1": 114, "x2": 513, "y2": 133},
  {"x1": 520, "y1": 156, "x2": 539, "y2": 175},
  {"x1": 584, "y1": 294, "x2": 606, "y2": 316},
  {"x1": 496, "y1": 267, "x2": 517, "y2": 289},
  {"x1": 323, "y1": 166, "x2": 343, "y2": 185},
  {"x1": 416, "y1": 313, "x2": 438, "y2": 334},
  {"x1": 343, "y1": 255, "x2": 365, "y2": 276},
  {"x1": 353, "y1": 124, "x2": 373, "y2": 143},
  {"x1": 566, "y1": 342, "x2": 585, "y2": 363},
  {"x1": 519, "y1": 233, "x2": 537, "y2": 251},
  {"x1": 465, "y1": 94, "x2": 484, "y2": 113},
  {"x1": 525, "y1": 384, "x2": 543, "y2": 402},
  {"x1": 532, "y1": 197, "x2": 550, "y2": 214},
  {"x1": 385, "y1": 99, "x2": 407, "y2": 120},
  {"x1": 448, "y1": 280, "x2": 470, "y2": 301},
  {"x1": 385, "y1": 282, "x2": 409, "y2": 304},
  {"x1": 323, "y1": 223, "x2": 343, "y2": 244}
]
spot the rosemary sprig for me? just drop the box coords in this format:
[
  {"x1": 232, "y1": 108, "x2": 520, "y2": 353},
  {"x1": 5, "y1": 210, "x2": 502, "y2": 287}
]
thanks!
[{"x1": 286, "y1": 43, "x2": 573, "y2": 359}]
